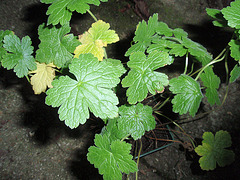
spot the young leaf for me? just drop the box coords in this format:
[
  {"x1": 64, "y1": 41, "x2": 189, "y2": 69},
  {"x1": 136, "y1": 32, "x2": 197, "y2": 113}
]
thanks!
[
  {"x1": 45, "y1": 54, "x2": 126, "y2": 128},
  {"x1": 122, "y1": 51, "x2": 171, "y2": 104},
  {"x1": 230, "y1": 64, "x2": 240, "y2": 83},
  {"x1": 200, "y1": 67, "x2": 221, "y2": 105},
  {"x1": 117, "y1": 103, "x2": 155, "y2": 140},
  {"x1": 169, "y1": 75, "x2": 203, "y2": 116},
  {"x1": 29, "y1": 62, "x2": 57, "y2": 94},
  {"x1": 195, "y1": 130, "x2": 235, "y2": 171},
  {"x1": 2, "y1": 34, "x2": 36, "y2": 78},
  {"x1": 41, "y1": 0, "x2": 108, "y2": 25},
  {"x1": 125, "y1": 14, "x2": 159, "y2": 56},
  {"x1": 36, "y1": 23, "x2": 80, "y2": 68},
  {"x1": 0, "y1": 30, "x2": 14, "y2": 63},
  {"x1": 87, "y1": 134, "x2": 138, "y2": 180},
  {"x1": 74, "y1": 20, "x2": 119, "y2": 61},
  {"x1": 229, "y1": 39, "x2": 240, "y2": 61},
  {"x1": 221, "y1": 0, "x2": 240, "y2": 29}
]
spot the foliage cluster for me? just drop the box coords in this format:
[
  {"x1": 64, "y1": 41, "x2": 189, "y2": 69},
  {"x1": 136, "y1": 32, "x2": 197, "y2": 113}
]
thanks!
[{"x1": 1, "y1": 0, "x2": 239, "y2": 179}]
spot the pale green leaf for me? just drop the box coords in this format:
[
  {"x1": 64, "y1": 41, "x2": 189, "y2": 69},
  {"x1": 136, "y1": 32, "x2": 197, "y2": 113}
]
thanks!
[
  {"x1": 45, "y1": 54, "x2": 126, "y2": 128},
  {"x1": 2, "y1": 34, "x2": 36, "y2": 78},
  {"x1": 87, "y1": 134, "x2": 138, "y2": 180},
  {"x1": 122, "y1": 51, "x2": 171, "y2": 104},
  {"x1": 117, "y1": 103, "x2": 155, "y2": 140},
  {"x1": 195, "y1": 130, "x2": 235, "y2": 171},
  {"x1": 230, "y1": 64, "x2": 240, "y2": 83},
  {"x1": 169, "y1": 75, "x2": 203, "y2": 116},
  {"x1": 200, "y1": 67, "x2": 221, "y2": 105},
  {"x1": 222, "y1": 0, "x2": 240, "y2": 29},
  {"x1": 36, "y1": 23, "x2": 79, "y2": 68}
]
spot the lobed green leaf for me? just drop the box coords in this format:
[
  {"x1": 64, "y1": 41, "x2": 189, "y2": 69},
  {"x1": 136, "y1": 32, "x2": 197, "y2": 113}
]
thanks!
[
  {"x1": 87, "y1": 134, "x2": 138, "y2": 180},
  {"x1": 221, "y1": 0, "x2": 240, "y2": 29},
  {"x1": 230, "y1": 64, "x2": 240, "y2": 83},
  {"x1": 229, "y1": 39, "x2": 240, "y2": 61},
  {"x1": 2, "y1": 34, "x2": 36, "y2": 78},
  {"x1": 45, "y1": 54, "x2": 126, "y2": 128},
  {"x1": 206, "y1": 8, "x2": 228, "y2": 27},
  {"x1": 0, "y1": 30, "x2": 14, "y2": 63},
  {"x1": 169, "y1": 75, "x2": 203, "y2": 116},
  {"x1": 117, "y1": 103, "x2": 155, "y2": 140},
  {"x1": 122, "y1": 51, "x2": 171, "y2": 104},
  {"x1": 195, "y1": 130, "x2": 235, "y2": 171},
  {"x1": 41, "y1": 0, "x2": 109, "y2": 25},
  {"x1": 200, "y1": 67, "x2": 221, "y2": 105},
  {"x1": 36, "y1": 23, "x2": 80, "y2": 68}
]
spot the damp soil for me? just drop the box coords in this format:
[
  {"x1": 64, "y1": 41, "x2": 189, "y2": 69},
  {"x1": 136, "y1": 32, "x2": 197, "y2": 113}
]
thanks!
[{"x1": 1, "y1": 0, "x2": 240, "y2": 179}]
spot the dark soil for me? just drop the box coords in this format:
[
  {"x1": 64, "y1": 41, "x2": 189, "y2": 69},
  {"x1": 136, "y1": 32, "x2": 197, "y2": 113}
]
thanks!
[{"x1": 1, "y1": 0, "x2": 240, "y2": 179}]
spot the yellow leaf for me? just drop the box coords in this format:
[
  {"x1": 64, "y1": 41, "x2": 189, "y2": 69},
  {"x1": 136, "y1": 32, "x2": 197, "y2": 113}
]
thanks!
[
  {"x1": 29, "y1": 62, "x2": 57, "y2": 94},
  {"x1": 74, "y1": 20, "x2": 119, "y2": 61}
]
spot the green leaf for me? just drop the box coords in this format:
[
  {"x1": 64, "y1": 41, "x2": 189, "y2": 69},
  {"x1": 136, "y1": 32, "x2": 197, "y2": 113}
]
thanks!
[
  {"x1": 125, "y1": 14, "x2": 159, "y2": 56},
  {"x1": 45, "y1": 54, "x2": 126, "y2": 128},
  {"x1": 229, "y1": 39, "x2": 240, "y2": 61},
  {"x1": 117, "y1": 103, "x2": 155, "y2": 140},
  {"x1": 2, "y1": 34, "x2": 36, "y2": 78},
  {"x1": 122, "y1": 51, "x2": 171, "y2": 104},
  {"x1": 206, "y1": 8, "x2": 228, "y2": 27},
  {"x1": 87, "y1": 134, "x2": 138, "y2": 180},
  {"x1": 0, "y1": 30, "x2": 14, "y2": 63},
  {"x1": 230, "y1": 64, "x2": 240, "y2": 83},
  {"x1": 200, "y1": 67, "x2": 221, "y2": 105},
  {"x1": 222, "y1": 0, "x2": 240, "y2": 29},
  {"x1": 147, "y1": 39, "x2": 176, "y2": 54},
  {"x1": 61, "y1": 34, "x2": 81, "y2": 53},
  {"x1": 195, "y1": 130, "x2": 235, "y2": 171},
  {"x1": 101, "y1": 118, "x2": 128, "y2": 142},
  {"x1": 169, "y1": 43, "x2": 187, "y2": 57},
  {"x1": 172, "y1": 28, "x2": 188, "y2": 39},
  {"x1": 182, "y1": 37, "x2": 212, "y2": 59},
  {"x1": 155, "y1": 21, "x2": 173, "y2": 36},
  {"x1": 41, "y1": 0, "x2": 108, "y2": 25},
  {"x1": 36, "y1": 23, "x2": 80, "y2": 68},
  {"x1": 169, "y1": 75, "x2": 203, "y2": 116}
]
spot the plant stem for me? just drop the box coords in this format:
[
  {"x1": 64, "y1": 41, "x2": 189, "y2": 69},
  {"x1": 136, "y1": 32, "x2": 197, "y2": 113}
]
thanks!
[
  {"x1": 135, "y1": 139, "x2": 142, "y2": 180},
  {"x1": 87, "y1": 9, "x2": 98, "y2": 22},
  {"x1": 183, "y1": 53, "x2": 189, "y2": 74},
  {"x1": 121, "y1": 134, "x2": 131, "y2": 142},
  {"x1": 25, "y1": 75, "x2": 30, "y2": 83},
  {"x1": 153, "y1": 96, "x2": 171, "y2": 111},
  {"x1": 194, "y1": 52, "x2": 226, "y2": 81}
]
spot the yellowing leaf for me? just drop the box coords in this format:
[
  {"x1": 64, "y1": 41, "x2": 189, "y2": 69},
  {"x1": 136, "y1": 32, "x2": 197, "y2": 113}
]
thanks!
[
  {"x1": 29, "y1": 62, "x2": 57, "y2": 94},
  {"x1": 74, "y1": 20, "x2": 119, "y2": 61}
]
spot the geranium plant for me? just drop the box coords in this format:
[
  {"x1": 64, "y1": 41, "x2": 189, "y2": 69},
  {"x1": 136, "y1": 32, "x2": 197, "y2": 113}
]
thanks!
[{"x1": 1, "y1": 0, "x2": 239, "y2": 179}]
